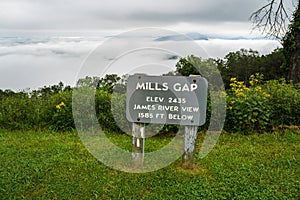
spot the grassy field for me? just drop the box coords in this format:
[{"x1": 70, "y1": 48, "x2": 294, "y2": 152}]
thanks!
[{"x1": 1, "y1": 129, "x2": 299, "y2": 199}]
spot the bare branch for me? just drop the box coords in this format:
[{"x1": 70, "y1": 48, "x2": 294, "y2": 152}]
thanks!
[{"x1": 250, "y1": 0, "x2": 293, "y2": 38}]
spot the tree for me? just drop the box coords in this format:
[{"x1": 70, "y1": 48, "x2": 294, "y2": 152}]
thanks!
[
  {"x1": 222, "y1": 49, "x2": 260, "y2": 84},
  {"x1": 76, "y1": 74, "x2": 122, "y2": 93},
  {"x1": 175, "y1": 57, "x2": 200, "y2": 76},
  {"x1": 76, "y1": 76, "x2": 100, "y2": 88},
  {"x1": 31, "y1": 82, "x2": 65, "y2": 97},
  {"x1": 216, "y1": 48, "x2": 285, "y2": 87},
  {"x1": 250, "y1": 0, "x2": 300, "y2": 83},
  {"x1": 260, "y1": 48, "x2": 286, "y2": 80},
  {"x1": 283, "y1": 5, "x2": 300, "y2": 83},
  {"x1": 99, "y1": 74, "x2": 121, "y2": 93}
]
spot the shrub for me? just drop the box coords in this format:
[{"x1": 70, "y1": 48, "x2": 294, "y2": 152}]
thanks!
[
  {"x1": 111, "y1": 93, "x2": 131, "y2": 133},
  {"x1": 0, "y1": 90, "x2": 74, "y2": 131},
  {"x1": 50, "y1": 91, "x2": 74, "y2": 131},
  {"x1": 264, "y1": 79, "x2": 300, "y2": 127},
  {"x1": 95, "y1": 90, "x2": 123, "y2": 133},
  {"x1": 1, "y1": 74, "x2": 299, "y2": 133},
  {"x1": 225, "y1": 74, "x2": 271, "y2": 133},
  {"x1": 0, "y1": 93, "x2": 33, "y2": 130}
]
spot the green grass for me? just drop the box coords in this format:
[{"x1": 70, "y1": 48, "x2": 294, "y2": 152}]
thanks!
[{"x1": 1, "y1": 129, "x2": 299, "y2": 199}]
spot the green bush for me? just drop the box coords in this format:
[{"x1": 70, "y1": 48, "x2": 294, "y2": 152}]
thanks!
[
  {"x1": 0, "y1": 93, "x2": 33, "y2": 130},
  {"x1": 95, "y1": 90, "x2": 123, "y2": 133},
  {"x1": 111, "y1": 93, "x2": 131, "y2": 133},
  {"x1": 50, "y1": 91, "x2": 74, "y2": 131},
  {"x1": 0, "y1": 75, "x2": 299, "y2": 133},
  {"x1": 0, "y1": 89, "x2": 74, "y2": 131},
  {"x1": 264, "y1": 79, "x2": 300, "y2": 127}
]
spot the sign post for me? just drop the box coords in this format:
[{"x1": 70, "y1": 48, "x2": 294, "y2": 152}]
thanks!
[
  {"x1": 183, "y1": 125, "x2": 197, "y2": 169},
  {"x1": 131, "y1": 123, "x2": 145, "y2": 166},
  {"x1": 182, "y1": 75, "x2": 202, "y2": 169},
  {"x1": 126, "y1": 74, "x2": 208, "y2": 168}
]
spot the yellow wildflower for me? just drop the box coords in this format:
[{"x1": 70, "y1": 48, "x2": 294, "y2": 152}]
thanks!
[
  {"x1": 265, "y1": 93, "x2": 270, "y2": 98},
  {"x1": 230, "y1": 83, "x2": 237, "y2": 87},
  {"x1": 236, "y1": 92, "x2": 244, "y2": 97},
  {"x1": 230, "y1": 77, "x2": 237, "y2": 82},
  {"x1": 255, "y1": 86, "x2": 262, "y2": 91},
  {"x1": 56, "y1": 102, "x2": 65, "y2": 111}
]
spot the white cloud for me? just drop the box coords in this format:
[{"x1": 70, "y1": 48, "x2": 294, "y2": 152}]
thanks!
[
  {"x1": 197, "y1": 39, "x2": 281, "y2": 58},
  {"x1": 0, "y1": 32, "x2": 281, "y2": 91},
  {"x1": 0, "y1": 35, "x2": 99, "y2": 90}
]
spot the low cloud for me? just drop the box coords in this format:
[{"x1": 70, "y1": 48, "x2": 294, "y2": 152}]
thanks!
[{"x1": 0, "y1": 33, "x2": 281, "y2": 91}]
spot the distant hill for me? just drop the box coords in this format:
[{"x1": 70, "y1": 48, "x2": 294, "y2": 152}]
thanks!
[
  {"x1": 155, "y1": 32, "x2": 209, "y2": 41},
  {"x1": 154, "y1": 32, "x2": 270, "y2": 41}
]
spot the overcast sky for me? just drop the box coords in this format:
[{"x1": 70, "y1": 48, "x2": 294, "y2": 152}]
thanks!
[
  {"x1": 1, "y1": 0, "x2": 296, "y2": 34},
  {"x1": 0, "y1": 0, "x2": 297, "y2": 90}
]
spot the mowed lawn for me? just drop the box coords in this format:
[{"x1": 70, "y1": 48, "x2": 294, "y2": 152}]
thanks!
[{"x1": 0, "y1": 129, "x2": 299, "y2": 199}]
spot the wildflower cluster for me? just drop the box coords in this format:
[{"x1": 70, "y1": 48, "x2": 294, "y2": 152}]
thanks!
[
  {"x1": 249, "y1": 73, "x2": 270, "y2": 98},
  {"x1": 225, "y1": 73, "x2": 271, "y2": 133},
  {"x1": 55, "y1": 102, "x2": 65, "y2": 112},
  {"x1": 53, "y1": 99, "x2": 74, "y2": 131},
  {"x1": 229, "y1": 78, "x2": 249, "y2": 99},
  {"x1": 229, "y1": 74, "x2": 270, "y2": 101}
]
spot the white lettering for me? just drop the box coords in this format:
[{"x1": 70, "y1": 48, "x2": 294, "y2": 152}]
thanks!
[
  {"x1": 173, "y1": 83, "x2": 198, "y2": 92},
  {"x1": 168, "y1": 114, "x2": 194, "y2": 120},
  {"x1": 146, "y1": 96, "x2": 164, "y2": 103},
  {"x1": 136, "y1": 82, "x2": 169, "y2": 91},
  {"x1": 162, "y1": 82, "x2": 169, "y2": 91},
  {"x1": 157, "y1": 105, "x2": 179, "y2": 111},
  {"x1": 155, "y1": 113, "x2": 165, "y2": 119},
  {"x1": 173, "y1": 83, "x2": 181, "y2": 91},
  {"x1": 148, "y1": 82, "x2": 155, "y2": 90},
  {"x1": 134, "y1": 104, "x2": 156, "y2": 110},
  {"x1": 191, "y1": 84, "x2": 197, "y2": 91},
  {"x1": 136, "y1": 82, "x2": 145, "y2": 90},
  {"x1": 181, "y1": 107, "x2": 199, "y2": 112},
  {"x1": 182, "y1": 84, "x2": 189, "y2": 91}
]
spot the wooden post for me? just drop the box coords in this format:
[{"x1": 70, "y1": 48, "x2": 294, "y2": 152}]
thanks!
[
  {"x1": 132, "y1": 123, "x2": 145, "y2": 166},
  {"x1": 182, "y1": 125, "x2": 197, "y2": 169},
  {"x1": 182, "y1": 74, "x2": 200, "y2": 169}
]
